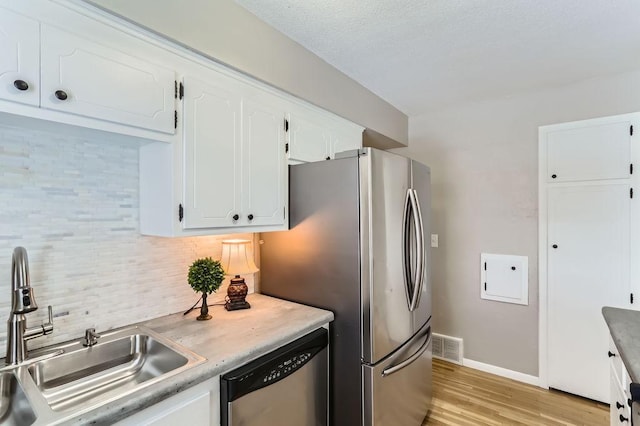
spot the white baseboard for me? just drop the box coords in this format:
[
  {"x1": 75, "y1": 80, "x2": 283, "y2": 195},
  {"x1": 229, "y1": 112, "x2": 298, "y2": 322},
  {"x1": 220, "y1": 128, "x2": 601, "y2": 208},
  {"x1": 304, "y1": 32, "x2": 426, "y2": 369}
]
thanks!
[{"x1": 462, "y1": 358, "x2": 540, "y2": 387}]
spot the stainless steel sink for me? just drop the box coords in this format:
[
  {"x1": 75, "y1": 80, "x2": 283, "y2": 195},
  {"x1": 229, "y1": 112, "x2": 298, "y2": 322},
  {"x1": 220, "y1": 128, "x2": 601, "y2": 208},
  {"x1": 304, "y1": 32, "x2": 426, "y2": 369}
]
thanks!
[
  {"x1": 0, "y1": 372, "x2": 36, "y2": 426},
  {"x1": 25, "y1": 325, "x2": 205, "y2": 414}
]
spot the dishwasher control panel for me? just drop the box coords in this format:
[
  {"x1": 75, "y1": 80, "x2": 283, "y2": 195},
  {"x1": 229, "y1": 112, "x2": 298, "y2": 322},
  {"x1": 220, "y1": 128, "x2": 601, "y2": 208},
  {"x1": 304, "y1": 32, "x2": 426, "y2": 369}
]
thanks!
[
  {"x1": 263, "y1": 351, "x2": 312, "y2": 383},
  {"x1": 221, "y1": 328, "x2": 328, "y2": 404}
]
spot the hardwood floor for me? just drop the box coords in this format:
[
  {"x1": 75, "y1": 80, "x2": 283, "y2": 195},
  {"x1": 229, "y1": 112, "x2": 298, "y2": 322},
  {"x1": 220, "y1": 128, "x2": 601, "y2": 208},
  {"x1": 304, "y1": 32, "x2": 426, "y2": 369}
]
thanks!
[{"x1": 424, "y1": 359, "x2": 609, "y2": 425}]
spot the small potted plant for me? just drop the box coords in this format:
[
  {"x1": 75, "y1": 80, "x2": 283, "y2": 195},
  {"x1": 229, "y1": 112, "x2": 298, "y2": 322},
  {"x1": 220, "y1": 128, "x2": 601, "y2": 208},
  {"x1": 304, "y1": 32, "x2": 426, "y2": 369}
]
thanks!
[{"x1": 188, "y1": 257, "x2": 225, "y2": 321}]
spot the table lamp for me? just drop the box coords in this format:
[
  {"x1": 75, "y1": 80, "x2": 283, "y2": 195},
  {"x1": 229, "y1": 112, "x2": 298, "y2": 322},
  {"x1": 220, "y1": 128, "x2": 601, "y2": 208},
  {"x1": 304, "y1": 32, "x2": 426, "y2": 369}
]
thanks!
[{"x1": 220, "y1": 239, "x2": 258, "y2": 311}]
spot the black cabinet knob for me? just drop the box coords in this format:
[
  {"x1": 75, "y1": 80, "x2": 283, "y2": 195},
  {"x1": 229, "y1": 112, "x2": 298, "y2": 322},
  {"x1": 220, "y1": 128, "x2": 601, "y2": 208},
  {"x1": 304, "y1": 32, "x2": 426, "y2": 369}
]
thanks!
[
  {"x1": 54, "y1": 90, "x2": 68, "y2": 101},
  {"x1": 551, "y1": 174, "x2": 557, "y2": 179},
  {"x1": 608, "y1": 351, "x2": 616, "y2": 357},
  {"x1": 13, "y1": 80, "x2": 29, "y2": 91},
  {"x1": 617, "y1": 401, "x2": 624, "y2": 410},
  {"x1": 248, "y1": 214, "x2": 254, "y2": 221},
  {"x1": 232, "y1": 214, "x2": 239, "y2": 221},
  {"x1": 552, "y1": 244, "x2": 558, "y2": 249},
  {"x1": 620, "y1": 414, "x2": 629, "y2": 422}
]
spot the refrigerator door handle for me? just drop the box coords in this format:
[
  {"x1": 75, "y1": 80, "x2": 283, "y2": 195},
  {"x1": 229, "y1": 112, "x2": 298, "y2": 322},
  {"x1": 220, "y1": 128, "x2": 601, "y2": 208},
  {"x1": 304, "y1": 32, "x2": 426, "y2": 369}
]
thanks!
[
  {"x1": 381, "y1": 327, "x2": 431, "y2": 377},
  {"x1": 402, "y1": 188, "x2": 414, "y2": 310},
  {"x1": 408, "y1": 189, "x2": 424, "y2": 312},
  {"x1": 409, "y1": 189, "x2": 426, "y2": 311}
]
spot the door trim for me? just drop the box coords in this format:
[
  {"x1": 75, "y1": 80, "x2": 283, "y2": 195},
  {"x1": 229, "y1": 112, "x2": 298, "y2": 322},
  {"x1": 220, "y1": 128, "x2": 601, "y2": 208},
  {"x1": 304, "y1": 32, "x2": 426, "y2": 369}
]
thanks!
[{"x1": 537, "y1": 111, "x2": 640, "y2": 390}]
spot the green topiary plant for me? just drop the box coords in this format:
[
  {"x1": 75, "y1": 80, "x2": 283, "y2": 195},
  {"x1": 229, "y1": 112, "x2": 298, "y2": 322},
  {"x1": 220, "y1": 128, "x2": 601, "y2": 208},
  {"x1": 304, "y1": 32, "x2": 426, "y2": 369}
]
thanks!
[{"x1": 188, "y1": 257, "x2": 225, "y2": 320}]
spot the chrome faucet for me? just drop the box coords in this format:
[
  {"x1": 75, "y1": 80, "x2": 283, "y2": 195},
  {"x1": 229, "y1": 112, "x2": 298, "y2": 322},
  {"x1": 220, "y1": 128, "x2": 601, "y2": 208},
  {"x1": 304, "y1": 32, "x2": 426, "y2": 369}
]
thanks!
[
  {"x1": 82, "y1": 328, "x2": 101, "y2": 347},
  {"x1": 6, "y1": 247, "x2": 54, "y2": 365}
]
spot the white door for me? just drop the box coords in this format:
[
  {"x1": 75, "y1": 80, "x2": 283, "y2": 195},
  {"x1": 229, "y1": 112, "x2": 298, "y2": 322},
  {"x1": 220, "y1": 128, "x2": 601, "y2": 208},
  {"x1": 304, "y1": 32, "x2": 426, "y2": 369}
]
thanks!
[
  {"x1": 288, "y1": 112, "x2": 331, "y2": 162},
  {"x1": 0, "y1": 8, "x2": 39, "y2": 106},
  {"x1": 546, "y1": 121, "x2": 632, "y2": 183},
  {"x1": 241, "y1": 96, "x2": 286, "y2": 226},
  {"x1": 40, "y1": 25, "x2": 175, "y2": 134},
  {"x1": 182, "y1": 75, "x2": 241, "y2": 229},
  {"x1": 547, "y1": 184, "x2": 629, "y2": 403}
]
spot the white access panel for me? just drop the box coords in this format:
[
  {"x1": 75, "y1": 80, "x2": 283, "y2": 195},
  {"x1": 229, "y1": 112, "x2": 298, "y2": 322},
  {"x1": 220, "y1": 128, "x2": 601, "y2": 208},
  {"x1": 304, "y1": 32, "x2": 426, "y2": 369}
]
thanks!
[
  {"x1": 480, "y1": 253, "x2": 528, "y2": 305},
  {"x1": 546, "y1": 121, "x2": 631, "y2": 183}
]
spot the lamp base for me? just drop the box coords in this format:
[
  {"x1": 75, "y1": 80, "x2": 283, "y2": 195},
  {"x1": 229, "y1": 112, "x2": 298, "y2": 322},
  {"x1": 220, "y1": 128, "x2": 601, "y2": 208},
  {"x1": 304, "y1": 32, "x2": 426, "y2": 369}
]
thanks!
[
  {"x1": 225, "y1": 275, "x2": 251, "y2": 311},
  {"x1": 224, "y1": 300, "x2": 251, "y2": 311}
]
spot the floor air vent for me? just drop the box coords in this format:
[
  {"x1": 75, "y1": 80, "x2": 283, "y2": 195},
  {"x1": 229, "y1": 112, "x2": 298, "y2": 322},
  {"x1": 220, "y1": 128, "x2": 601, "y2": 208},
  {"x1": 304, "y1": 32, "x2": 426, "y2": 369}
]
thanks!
[{"x1": 432, "y1": 333, "x2": 463, "y2": 364}]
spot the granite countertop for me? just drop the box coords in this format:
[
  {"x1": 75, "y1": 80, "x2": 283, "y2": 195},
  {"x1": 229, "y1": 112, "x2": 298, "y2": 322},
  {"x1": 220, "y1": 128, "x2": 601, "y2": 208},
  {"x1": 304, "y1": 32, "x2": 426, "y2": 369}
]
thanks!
[
  {"x1": 602, "y1": 306, "x2": 640, "y2": 383},
  {"x1": 70, "y1": 293, "x2": 334, "y2": 425}
]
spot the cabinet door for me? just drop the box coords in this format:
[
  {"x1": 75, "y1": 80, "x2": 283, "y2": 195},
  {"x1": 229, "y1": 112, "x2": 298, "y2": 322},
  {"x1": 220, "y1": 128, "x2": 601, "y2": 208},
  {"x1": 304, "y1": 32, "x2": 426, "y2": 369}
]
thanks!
[
  {"x1": 0, "y1": 8, "x2": 39, "y2": 106},
  {"x1": 546, "y1": 121, "x2": 631, "y2": 182},
  {"x1": 183, "y1": 75, "x2": 241, "y2": 229},
  {"x1": 242, "y1": 96, "x2": 286, "y2": 226},
  {"x1": 40, "y1": 25, "x2": 175, "y2": 134},
  {"x1": 548, "y1": 184, "x2": 630, "y2": 403},
  {"x1": 288, "y1": 112, "x2": 331, "y2": 162},
  {"x1": 610, "y1": 368, "x2": 631, "y2": 425},
  {"x1": 115, "y1": 376, "x2": 219, "y2": 426},
  {"x1": 331, "y1": 126, "x2": 363, "y2": 158}
]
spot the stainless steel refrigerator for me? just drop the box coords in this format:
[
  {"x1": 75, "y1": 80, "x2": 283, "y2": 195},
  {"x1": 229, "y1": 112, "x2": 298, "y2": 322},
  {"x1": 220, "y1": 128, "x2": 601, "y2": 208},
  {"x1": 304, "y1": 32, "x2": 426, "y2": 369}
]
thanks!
[{"x1": 261, "y1": 148, "x2": 432, "y2": 426}]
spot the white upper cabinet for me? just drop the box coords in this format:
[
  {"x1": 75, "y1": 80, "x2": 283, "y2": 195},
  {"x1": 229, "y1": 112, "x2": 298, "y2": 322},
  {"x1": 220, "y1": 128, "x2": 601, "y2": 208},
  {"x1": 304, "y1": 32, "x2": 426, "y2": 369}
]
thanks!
[
  {"x1": 40, "y1": 25, "x2": 176, "y2": 134},
  {"x1": 545, "y1": 120, "x2": 632, "y2": 182},
  {"x1": 288, "y1": 112, "x2": 332, "y2": 162},
  {"x1": 0, "y1": 1, "x2": 362, "y2": 237},
  {"x1": 0, "y1": 8, "x2": 39, "y2": 106},
  {"x1": 180, "y1": 74, "x2": 287, "y2": 232},
  {"x1": 242, "y1": 94, "x2": 287, "y2": 227},
  {"x1": 182, "y1": 75, "x2": 241, "y2": 229},
  {"x1": 287, "y1": 106, "x2": 363, "y2": 163},
  {"x1": 140, "y1": 69, "x2": 288, "y2": 236},
  {"x1": 331, "y1": 122, "x2": 365, "y2": 157}
]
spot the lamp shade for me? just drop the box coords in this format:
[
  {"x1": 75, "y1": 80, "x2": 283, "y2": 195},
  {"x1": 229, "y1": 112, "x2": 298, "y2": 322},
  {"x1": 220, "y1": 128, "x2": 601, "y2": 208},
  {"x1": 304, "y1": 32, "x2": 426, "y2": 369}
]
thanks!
[{"x1": 220, "y1": 239, "x2": 259, "y2": 276}]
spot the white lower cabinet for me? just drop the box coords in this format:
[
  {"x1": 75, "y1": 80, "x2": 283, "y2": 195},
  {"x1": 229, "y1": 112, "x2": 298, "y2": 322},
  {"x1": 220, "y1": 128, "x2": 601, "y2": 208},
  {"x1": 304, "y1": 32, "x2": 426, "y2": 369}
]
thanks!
[
  {"x1": 609, "y1": 337, "x2": 631, "y2": 425},
  {"x1": 115, "y1": 376, "x2": 220, "y2": 426}
]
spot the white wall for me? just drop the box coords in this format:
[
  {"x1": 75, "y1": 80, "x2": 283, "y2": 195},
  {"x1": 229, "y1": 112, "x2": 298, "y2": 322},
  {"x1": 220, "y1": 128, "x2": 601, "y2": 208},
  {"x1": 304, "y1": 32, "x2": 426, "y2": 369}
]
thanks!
[
  {"x1": 0, "y1": 123, "x2": 255, "y2": 350},
  {"x1": 394, "y1": 69, "x2": 640, "y2": 375},
  {"x1": 84, "y1": 0, "x2": 408, "y2": 147}
]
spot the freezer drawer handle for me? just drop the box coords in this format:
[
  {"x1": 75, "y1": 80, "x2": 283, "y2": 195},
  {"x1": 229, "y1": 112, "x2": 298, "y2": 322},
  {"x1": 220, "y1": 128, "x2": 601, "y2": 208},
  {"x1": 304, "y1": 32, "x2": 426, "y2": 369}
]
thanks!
[{"x1": 381, "y1": 331, "x2": 431, "y2": 377}]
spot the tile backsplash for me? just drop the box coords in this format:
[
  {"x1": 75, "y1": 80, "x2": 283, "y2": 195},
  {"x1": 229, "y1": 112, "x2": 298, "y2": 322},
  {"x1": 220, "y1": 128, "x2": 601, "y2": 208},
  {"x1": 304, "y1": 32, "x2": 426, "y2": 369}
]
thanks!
[{"x1": 0, "y1": 123, "x2": 255, "y2": 351}]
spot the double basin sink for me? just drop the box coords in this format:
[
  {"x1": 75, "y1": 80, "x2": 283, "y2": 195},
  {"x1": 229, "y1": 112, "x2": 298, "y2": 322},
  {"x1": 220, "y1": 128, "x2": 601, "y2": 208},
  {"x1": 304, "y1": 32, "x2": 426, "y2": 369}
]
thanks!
[{"x1": 0, "y1": 325, "x2": 205, "y2": 425}]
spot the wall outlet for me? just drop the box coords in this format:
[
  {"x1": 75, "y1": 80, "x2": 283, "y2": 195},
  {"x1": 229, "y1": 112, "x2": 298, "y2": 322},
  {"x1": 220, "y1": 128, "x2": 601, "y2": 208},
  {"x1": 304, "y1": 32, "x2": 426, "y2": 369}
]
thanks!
[{"x1": 431, "y1": 234, "x2": 439, "y2": 248}]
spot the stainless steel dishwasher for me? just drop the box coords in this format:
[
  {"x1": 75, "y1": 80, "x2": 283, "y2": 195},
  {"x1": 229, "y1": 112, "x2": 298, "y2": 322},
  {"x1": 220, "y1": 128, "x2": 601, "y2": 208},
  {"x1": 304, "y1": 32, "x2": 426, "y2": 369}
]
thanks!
[{"x1": 220, "y1": 328, "x2": 328, "y2": 426}]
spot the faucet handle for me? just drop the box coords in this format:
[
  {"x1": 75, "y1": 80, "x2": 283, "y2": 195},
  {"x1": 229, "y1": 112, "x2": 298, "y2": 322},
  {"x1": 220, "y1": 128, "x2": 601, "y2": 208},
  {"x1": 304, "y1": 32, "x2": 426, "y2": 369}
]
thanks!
[
  {"x1": 43, "y1": 306, "x2": 53, "y2": 335},
  {"x1": 83, "y1": 328, "x2": 101, "y2": 347}
]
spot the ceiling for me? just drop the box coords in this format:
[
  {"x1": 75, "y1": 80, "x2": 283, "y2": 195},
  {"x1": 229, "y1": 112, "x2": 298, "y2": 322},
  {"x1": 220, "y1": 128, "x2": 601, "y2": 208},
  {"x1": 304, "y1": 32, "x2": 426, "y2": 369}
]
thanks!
[{"x1": 234, "y1": 0, "x2": 640, "y2": 116}]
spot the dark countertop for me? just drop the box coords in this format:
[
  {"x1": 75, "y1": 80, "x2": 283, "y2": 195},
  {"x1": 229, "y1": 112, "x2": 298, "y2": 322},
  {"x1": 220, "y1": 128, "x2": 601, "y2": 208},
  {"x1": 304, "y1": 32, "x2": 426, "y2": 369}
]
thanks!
[{"x1": 602, "y1": 306, "x2": 640, "y2": 383}]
